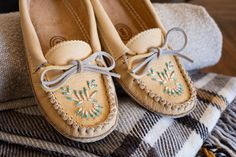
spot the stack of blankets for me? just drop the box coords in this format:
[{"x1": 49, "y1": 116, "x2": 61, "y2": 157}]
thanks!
[{"x1": 0, "y1": 3, "x2": 235, "y2": 157}]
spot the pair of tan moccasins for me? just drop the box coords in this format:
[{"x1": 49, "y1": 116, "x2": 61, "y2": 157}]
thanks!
[{"x1": 19, "y1": 0, "x2": 197, "y2": 142}]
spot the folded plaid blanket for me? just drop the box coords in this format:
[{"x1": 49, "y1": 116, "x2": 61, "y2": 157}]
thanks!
[
  {"x1": 199, "y1": 98, "x2": 236, "y2": 157},
  {"x1": 0, "y1": 72, "x2": 235, "y2": 157}
]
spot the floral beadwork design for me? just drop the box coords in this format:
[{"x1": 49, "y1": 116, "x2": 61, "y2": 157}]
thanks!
[
  {"x1": 147, "y1": 61, "x2": 183, "y2": 96},
  {"x1": 60, "y1": 80, "x2": 103, "y2": 119}
]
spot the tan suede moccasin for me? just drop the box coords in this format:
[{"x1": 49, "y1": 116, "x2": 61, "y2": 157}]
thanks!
[
  {"x1": 91, "y1": 0, "x2": 197, "y2": 117},
  {"x1": 20, "y1": 0, "x2": 119, "y2": 142}
]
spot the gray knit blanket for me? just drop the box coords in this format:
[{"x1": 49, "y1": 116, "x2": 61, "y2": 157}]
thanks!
[{"x1": 0, "y1": 72, "x2": 235, "y2": 157}]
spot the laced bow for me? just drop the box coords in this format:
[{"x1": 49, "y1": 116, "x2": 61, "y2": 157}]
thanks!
[
  {"x1": 128, "y1": 27, "x2": 193, "y2": 79},
  {"x1": 40, "y1": 51, "x2": 120, "y2": 91}
]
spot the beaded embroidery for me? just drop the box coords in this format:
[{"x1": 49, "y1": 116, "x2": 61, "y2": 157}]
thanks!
[
  {"x1": 60, "y1": 80, "x2": 103, "y2": 119},
  {"x1": 147, "y1": 61, "x2": 183, "y2": 96}
]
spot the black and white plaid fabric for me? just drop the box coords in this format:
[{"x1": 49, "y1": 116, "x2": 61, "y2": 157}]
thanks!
[{"x1": 0, "y1": 72, "x2": 236, "y2": 157}]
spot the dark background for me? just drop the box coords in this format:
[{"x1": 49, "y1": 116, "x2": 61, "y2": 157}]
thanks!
[{"x1": 0, "y1": 0, "x2": 19, "y2": 13}]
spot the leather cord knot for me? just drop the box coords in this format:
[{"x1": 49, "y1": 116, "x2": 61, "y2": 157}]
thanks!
[
  {"x1": 128, "y1": 27, "x2": 193, "y2": 79},
  {"x1": 71, "y1": 60, "x2": 83, "y2": 73}
]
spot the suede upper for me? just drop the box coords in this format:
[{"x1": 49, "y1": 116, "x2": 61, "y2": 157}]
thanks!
[
  {"x1": 19, "y1": 0, "x2": 119, "y2": 142},
  {"x1": 91, "y1": 0, "x2": 197, "y2": 117}
]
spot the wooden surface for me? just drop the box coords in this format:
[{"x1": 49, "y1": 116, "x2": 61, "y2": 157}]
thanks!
[{"x1": 190, "y1": 0, "x2": 236, "y2": 76}]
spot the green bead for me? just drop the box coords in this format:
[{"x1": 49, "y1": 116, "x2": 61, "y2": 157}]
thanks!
[
  {"x1": 87, "y1": 81, "x2": 91, "y2": 88},
  {"x1": 67, "y1": 86, "x2": 72, "y2": 92},
  {"x1": 95, "y1": 111, "x2": 99, "y2": 116},
  {"x1": 81, "y1": 112, "x2": 84, "y2": 118},
  {"x1": 152, "y1": 78, "x2": 157, "y2": 81},
  {"x1": 76, "y1": 109, "x2": 82, "y2": 115},
  {"x1": 79, "y1": 90, "x2": 84, "y2": 97},
  {"x1": 67, "y1": 97, "x2": 73, "y2": 101},
  {"x1": 164, "y1": 68, "x2": 167, "y2": 73},
  {"x1": 165, "y1": 62, "x2": 168, "y2": 67},
  {"x1": 60, "y1": 87, "x2": 66, "y2": 91}
]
